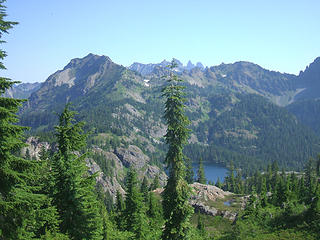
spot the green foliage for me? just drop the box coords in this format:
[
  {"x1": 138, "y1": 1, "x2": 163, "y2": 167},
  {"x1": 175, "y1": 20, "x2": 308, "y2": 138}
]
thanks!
[
  {"x1": 40, "y1": 231, "x2": 70, "y2": 240},
  {"x1": 287, "y1": 98, "x2": 320, "y2": 135},
  {"x1": 140, "y1": 176, "x2": 149, "y2": 202},
  {"x1": 50, "y1": 104, "x2": 103, "y2": 239},
  {"x1": 185, "y1": 93, "x2": 320, "y2": 174},
  {"x1": 150, "y1": 174, "x2": 160, "y2": 190},
  {"x1": 197, "y1": 158, "x2": 206, "y2": 184},
  {"x1": 215, "y1": 177, "x2": 223, "y2": 189},
  {"x1": 147, "y1": 192, "x2": 162, "y2": 219},
  {"x1": 123, "y1": 168, "x2": 148, "y2": 239},
  {"x1": 223, "y1": 159, "x2": 320, "y2": 240},
  {"x1": 90, "y1": 151, "x2": 114, "y2": 178},
  {"x1": 161, "y1": 61, "x2": 193, "y2": 240},
  {"x1": 185, "y1": 156, "x2": 194, "y2": 184},
  {"x1": 0, "y1": 3, "x2": 59, "y2": 238}
]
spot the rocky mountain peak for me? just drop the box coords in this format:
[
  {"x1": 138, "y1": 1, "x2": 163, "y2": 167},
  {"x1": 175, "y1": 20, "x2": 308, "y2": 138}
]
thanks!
[
  {"x1": 186, "y1": 60, "x2": 195, "y2": 70},
  {"x1": 64, "y1": 53, "x2": 112, "y2": 70},
  {"x1": 300, "y1": 57, "x2": 320, "y2": 77},
  {"x1": 196, "y1": 62, "x2": 205, "y2": 70},
  {"x1": 294, "y1": 56, "x2": 320, "y2": 100},
  {"x1": 25, "y1": 53, "x2": 124, "y2": 110}
]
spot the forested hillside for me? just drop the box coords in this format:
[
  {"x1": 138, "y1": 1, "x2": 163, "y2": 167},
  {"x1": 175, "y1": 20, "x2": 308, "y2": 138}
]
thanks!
[{"x1": 16, "y1": 53, "x2": 320, "y2": 174}]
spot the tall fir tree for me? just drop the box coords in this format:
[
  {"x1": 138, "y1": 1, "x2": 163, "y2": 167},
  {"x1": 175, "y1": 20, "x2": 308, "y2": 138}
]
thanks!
[
  {"x1": 185, "y1": 156, "x2": 194, "y2": 184},
  {"x1": 260, "y1": 177, "x2": 268, "y2": 207},
  {"x1": 197, "y1": 158, "x2": 206, "y2": 184},
  {"x1": 161, "y1": 60, "x2": 193, "y2": 240},
  {"x1": 123, "y1": 168, "x2": 148, "y2": 239},
  {"x1": 140, "y1": 176, "x2": 149, "y2": 202},
  {"x1": 51, "y1": 104, "x2": 103, "y2": 240},
  {"x1": 0, "y1": 2, "x2": 59, "y2": 238},
  {"x1": 115, "y1": 190, "x2": 125, "y2": 230}
]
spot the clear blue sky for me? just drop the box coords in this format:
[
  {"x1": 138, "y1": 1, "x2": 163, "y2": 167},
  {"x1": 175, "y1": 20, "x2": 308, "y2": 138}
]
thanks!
[{"x1": 3, "y1": 0, "x2": 320, "y2": 83}]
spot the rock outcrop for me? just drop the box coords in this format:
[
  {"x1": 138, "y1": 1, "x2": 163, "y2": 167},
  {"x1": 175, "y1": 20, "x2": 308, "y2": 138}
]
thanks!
[
  {"x1": 86, "y1": 158, "x2": 125, "y2": 200},
  {"x1": 154, "y1": 183, "x2": 245, "y2": 222},
  {"x1": 91, "y1": 145, "x2": 167, "y2": 200},
  {"x1": 115, "y1": 145, "x2": 149, "y2": 169},
  {"x1": 22, "y1": 138, "x2": 166, "y2": 202},
  {"x1": 190, "y1": 183, "x2": 240, "y2": 221},
  {"x1": 190, "y1": 182, "x2": 231, "y2": 201},
  {"x1": 22, "y1": 137, "x2": 51, "y2": 160}
]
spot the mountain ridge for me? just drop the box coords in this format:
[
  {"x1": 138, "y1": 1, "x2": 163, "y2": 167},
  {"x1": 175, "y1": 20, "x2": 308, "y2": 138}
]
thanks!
[{"x1": 17, "y1": 53, "x2": 320, "y2": 175}]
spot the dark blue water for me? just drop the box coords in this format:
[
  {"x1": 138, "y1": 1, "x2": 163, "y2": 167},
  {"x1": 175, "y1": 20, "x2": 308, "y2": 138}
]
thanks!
[{"x1": 192, "y1": 162, "x2": 229, "y2": 184}]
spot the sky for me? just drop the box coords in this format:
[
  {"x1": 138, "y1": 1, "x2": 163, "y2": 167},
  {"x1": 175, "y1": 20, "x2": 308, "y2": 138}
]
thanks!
[{"x1": 2, "y1": 0, "x2": 320, "y2": 83}]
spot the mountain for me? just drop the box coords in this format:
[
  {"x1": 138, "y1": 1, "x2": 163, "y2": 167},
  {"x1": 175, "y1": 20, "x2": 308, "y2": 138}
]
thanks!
[
  {"x1": 3, "y1": 82, "x2": 41, "y2": 99},
  {"x1": 285, "y1": 58, "x2": 320, "y2": 135},
  {"x1": 287, "y1": 99, "x2": 320, "y2": 135},
  {"x1": 184, "y1": 92, "x2": 319, "y2": 171},
  {"x1": 130, "y1": 59, "x2": 303, "y2": 106},
  {"x1": 19, "y1": 54, "x2": 320, "y2": 175},
  {"x1": 128, "y1": 59, "x2": 205, "y2": 76},
  {"x1": 294, "y1": 57, "x2": 320, "y2": 101},
  {"x1": 128, "y1": 60, "x2": 170, "y2": 76}
]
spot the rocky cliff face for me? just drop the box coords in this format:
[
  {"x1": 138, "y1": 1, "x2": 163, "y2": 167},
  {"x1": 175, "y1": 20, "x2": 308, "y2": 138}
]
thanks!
[
  {"x1": 23, "y1": 137, "x2": 166, "y2": 201},
  {"x1": 89, "y1": 144, "x2": 167, "y2": 201},
  {"x1": 21, "y1": 137, "x2": 50, "y2": 160}
]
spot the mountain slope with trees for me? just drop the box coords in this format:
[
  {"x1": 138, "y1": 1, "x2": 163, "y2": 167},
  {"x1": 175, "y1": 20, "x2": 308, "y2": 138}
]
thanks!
[{"x1": 16, "y1": 53, "x2": 320, "y2": 174}]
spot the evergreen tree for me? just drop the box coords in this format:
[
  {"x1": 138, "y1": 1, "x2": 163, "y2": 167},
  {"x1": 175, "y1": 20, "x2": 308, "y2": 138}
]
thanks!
[
  {"x1": 116, "y1": 190, "x2": 125, "y2": 213},
  {"x1": 147, "y1": 191, "x2": 161, "y2": 219},
  {"x1": 215, "y1": 177, "x2": 223, "y2": 189},
  {"x1": 150, "y1": 173, "x2": 160, "y2": 190},
  {"x1": 208, "y1": 180, "x2": 215, "y2": 185},
  {"x1": 289, "y1": 172, "x2": 299, "y2": 200},
  {"x1": 115, "y1": 190, "x2": 125, "y2": 230},
  {"x1": 185, "y1": 156, "x2": 194, "y2": 184},
  {"x1": 235, "y1": 170, "x2": 243, "y2": 194},
  {"x1": 298, "y1": 176, "x2": 307, "y2": 203},
  {"x1": 266, "y1": 163, "x2": 273, "y2": 192},
  {"x1": 140, "y1": 176, "x2": 149, "y2": 202},
  {"x1": 123, "y1": 168, "x2": 148, "y2": 239},
  {"x1": 305, "y1": 158, "x2": 316, "y2": 203},
  {"x1": 196, "y1": 215, "x2": 207, "y2": 238},
  {"x1": 244, "y1": 187, "x2": 259, "y2": 217},
  {"x1": 197, "y1": 158, "x2": 206, "y2": 184},
  {"x1": 275, "y1": 177, "x2": 288, "y2": 206},
  {"x1": 260, "y1": 177, "x2": 268, "y2": 207},
  {"x1": 51, "y1": 105, "x2": 103, "y2": 240},
  {"x1": 271, "y1": 161, "x2": 279, "y2": 192},
  {"x1": 0, "y1": 3, "x2": 59, "y2": 238},
  {"x1": 161, "y1": 60, "x2": 193, "y2": 240},
  {"x1": 316, "y1": 154, "x2": 320, "y2": 177},
  {"x1": 311, "y1": 184, "x2": 320, "y2": 214},
  {"x1": 225, "y1": 162, "x2": 236, "y2": 192},
  {"x1": 147, "y1": 191, "x2": 163, "y2": 240}
]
